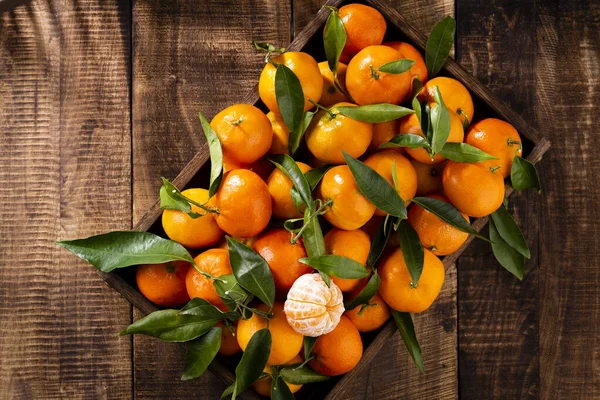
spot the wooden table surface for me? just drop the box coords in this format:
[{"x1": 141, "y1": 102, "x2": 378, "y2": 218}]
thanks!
[{"x1": 1, "y1": 0, "x2": 598, "y2": 399}]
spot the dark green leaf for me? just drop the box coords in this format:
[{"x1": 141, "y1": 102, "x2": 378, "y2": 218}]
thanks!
[
  {"x1": 299, "y1": 255, "x2": 369, "y2": 279},
  {"x1": 489, "y1": 218, "x2": 525, "y2": 280},
  {"x1": 120, "y1": 309, "x2": 220, "y2": 342},
  {"x1": 271, "y1": 375, "x2": 295, "y2": 400},
  {"x1": 336, "y1": 104, "x2": 414, "y2": 123},
  {"x1": 233, "y1": 328, "x2": 272, "y2": 398},
  {"x1": 159, "y1": 178, "x2": 201, "y2": 218},
  {"x1": 269, "y1": 154, "x2": 312, "y2": 207},
  {"x1": 213, "y1": 273, "x2": 253, "y2": 313},
  {"x1": 429, "y1": 88, "x2": 451, "y2": 154},
  {"x1": 57, "y1": 231, "x2": 195, "y2": 273},
  {"x1": 391, "y1": 310, "x2": 424, "y2": 372},
  {"x1": 424, "y1": 104, "x2": 433, "y2": 143},
  {"x1": 304, "y1": 165, "x2": 330, "y2": 191},
  {"x1": 179, "y1": 297, "x2": 239, "y2": 322},
  {"x1": 280, "y1": 365, "x2": 331, "y2": 385},
  {"x1": 378, "y1": 58, "x2": 415, "y2": 74},
  {"x1": 438, "y1": 142, "x2": 499, "y2": 162},
  {"x1": 181, "y1": 327, "x2": 221, "y2": 381},
  {"x1": 324, "y1": 8, "x2": 346, "y2": 76},
  {"x1": 367, "y1": 217, "x2": 394, "y2": 268},
  {"x1": 288, "y1": 110, "x2": 315, "y2": 156},
  {"x1": 227, "y1": 237, "x2": 275, "y2": 308},
  {"x1": 303, "y1": 336, "x2": 318, "y2": 359},
  {"x1": 490, "y1": 205, "x2": 531, "y2": 258},
  {"x1": 397, "y1": 220, "x2": 424, "y2": 285},
  {"x1": 301, "y1": 206, "x2": 330, "y2": 286},
  {"x1": 379, "y1": 134, "x2": 430, "y2": 150},
  {"x1": 511, "y1": 156, "x2": 542, "y2": 193},
  {"x1": 343, "y1": 151, "x2": 407, "y2": 219},
  {"x1": 411, "y1": 77, "x2": 428, "y2": 136},
  {"x1": 425, "y1": 16, "x2": 456, "y2": 78},
  {"x1": 220, "y1": 383, "x2": 235, "y2": 400},
  {"x1": 411, "y1": 197, "x2": 489, "y2": 241},
  {"x1": 275, "y1": 64, "x2": 305, "y2": 134},
  {"x1": 344, "y1": 272, "x2": 381, "y2": 310},
  {"x1": 199, "y1": 111, "x2": 224, "y2": 197}
]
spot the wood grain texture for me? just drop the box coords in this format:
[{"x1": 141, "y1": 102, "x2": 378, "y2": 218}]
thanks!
[
  {"x1": 0, "y1": 0, "x2": 132, "y2": 398},
  {"x1": 131, "y1": 1, "x2": 291, "y2": 398},
  {"x1": 455, "y1": 1, "x2": 541, "y2": 398},
  {"x1": 535, "y1": 0, "x2": 600, "y2": 397}
]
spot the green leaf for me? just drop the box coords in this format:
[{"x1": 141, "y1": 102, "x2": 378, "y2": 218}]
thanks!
[
  {"x1": 323, "y1": 8, "x2": 346, "y2": 76},
  {"x1": 303, "y1": 336, "x2": 318, "y2": 359},
  {"x1": 304, "y1": 165, "x2": 330, "y2": 191},
  {"x1": 343, "y1": 151, "x2": 407, "y2": 219},
  {"x1": 411, "y1": 197, "x2": 489, "y2": 242},
  {"x1": 159, "y1": 178, "x2": 201, "y2": 218},
  {"x1": 301, "y1": 206, "x2": 330, "y2": 286},
  {"x1": 411, "y1": 77, "x2": 427, "y2": 135},
  {"x1": 378, "y1": 59, "x2": 415, "y2": 74},
  {"x1": 396, "y1": 220, "x2": 424, "y2": 285},
  {"x1": 179, "y1": 297, "x2": 239, "y2": 322},
  {"x1": 429, "y1": 87, "x2": 451, "y2": 154},
  {"x1": 275, "y1": 64, "x2": 305, "y2": 135},
  {"x1": 288, "y1": 110, "x2": 315, "y2": 156},
  {"x1": 391, "y1": 310, "x2": 424, "y2": 372},
  {"x1": 57, "y1": 231, "x2": 195, "y2": 273},
  {"x1": 279, "y1": 365, "x2": 331, "y2": 385},
  {"x1": 220, "y1": 383, "x2": 235, "y2": 400},
  {"x1": 336, "y1": 104, "x2": 414, "y2": 123},
  {"x1": 367, "y1": 216, "x2": 394, "y2": 268},
  {"x1": 181, "y1": 327, "x2": 221, "y2": 381},
  {"x1": 271, "y1": 375, "x2": 295, "y2": 400},
  {"x1": 379, "y1": 134, "x2": 430, "y2": 150},
  {"x1": 120, "y1": 309, "x2": 220, "y2": 342},
  {"x1": 425, "y1": 16, "x2": 456, "y2": 78},
  {"x1": 438, "y1": 142, "x2": 499, "y2": 162},
  {"x1": 299, "y1": 255, "x2": 369, "y2": 279},
  {"x1": 199, "y1": 111, "x2": 224, "y2": 197},
  {"x1": 269, "y1": 154, "x2": 312, "y2": 207},
  {"x1": 233, "y1": 328, "x2": 272, "y2": 398},
  {"x1": 511, "y1": 156, "x2": 542, "y2": 193},
  {"x1": 489, "y1": 218, "x2": 525, "y2": 280},
  {"x1": 227, "y1": 237, "x2": 275, "y2": 308},
  {"x1": 213, "y1": 273, "x2": 253, "y2": 313},
  {"x1": 490, "y1": 205, "x2": 531, "y2": 258},
  {"x1": 344, "y1": 272, "x2": 381, "y2": 310},
  {"x1": 252, "y1": 41, "x2": 286, "y2": 53}
]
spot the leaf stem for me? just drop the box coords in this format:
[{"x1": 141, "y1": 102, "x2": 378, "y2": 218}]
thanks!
[
  {"x1": 489, "y1": 165, "x2": 502, "y2": 174},
  {"x1": 370, "y1": 65, "x2": 380, "y2": 80},
  {"x1": 309, "y1": 99, "x2": 337, "y2": 119}
]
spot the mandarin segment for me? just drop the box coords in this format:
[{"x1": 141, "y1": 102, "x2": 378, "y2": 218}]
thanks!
[{"x1": 284, "y1": 273, "x2": 345, "y2": 337}]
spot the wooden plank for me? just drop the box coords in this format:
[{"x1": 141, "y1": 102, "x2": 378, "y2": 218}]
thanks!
[
  {"x1": 132, "y1": 1, "x2": 291, "y2": 398},
  {"x1": 0, "y1": 0, "x2": 132, "y2": 398},
  {"x1": 455, "y1": 1, "x2": 542, "y2": 398},
  {"x1": 535, "y1": 0, "x2": 600, "y2": 398}
]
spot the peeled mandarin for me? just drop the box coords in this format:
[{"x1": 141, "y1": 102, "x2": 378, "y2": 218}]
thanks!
[{"x1": 284, "y1": 273, "x2": 345, "y2": 337}]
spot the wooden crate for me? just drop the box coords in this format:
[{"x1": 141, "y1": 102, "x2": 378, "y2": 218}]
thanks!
[{"x1": 98, "y1": 0, "x2": 550, "y2": 398}]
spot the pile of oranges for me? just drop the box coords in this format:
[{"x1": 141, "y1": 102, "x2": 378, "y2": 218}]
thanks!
[{"x1": 134, "y1": 3, "x2": 525, "y2": 396}]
